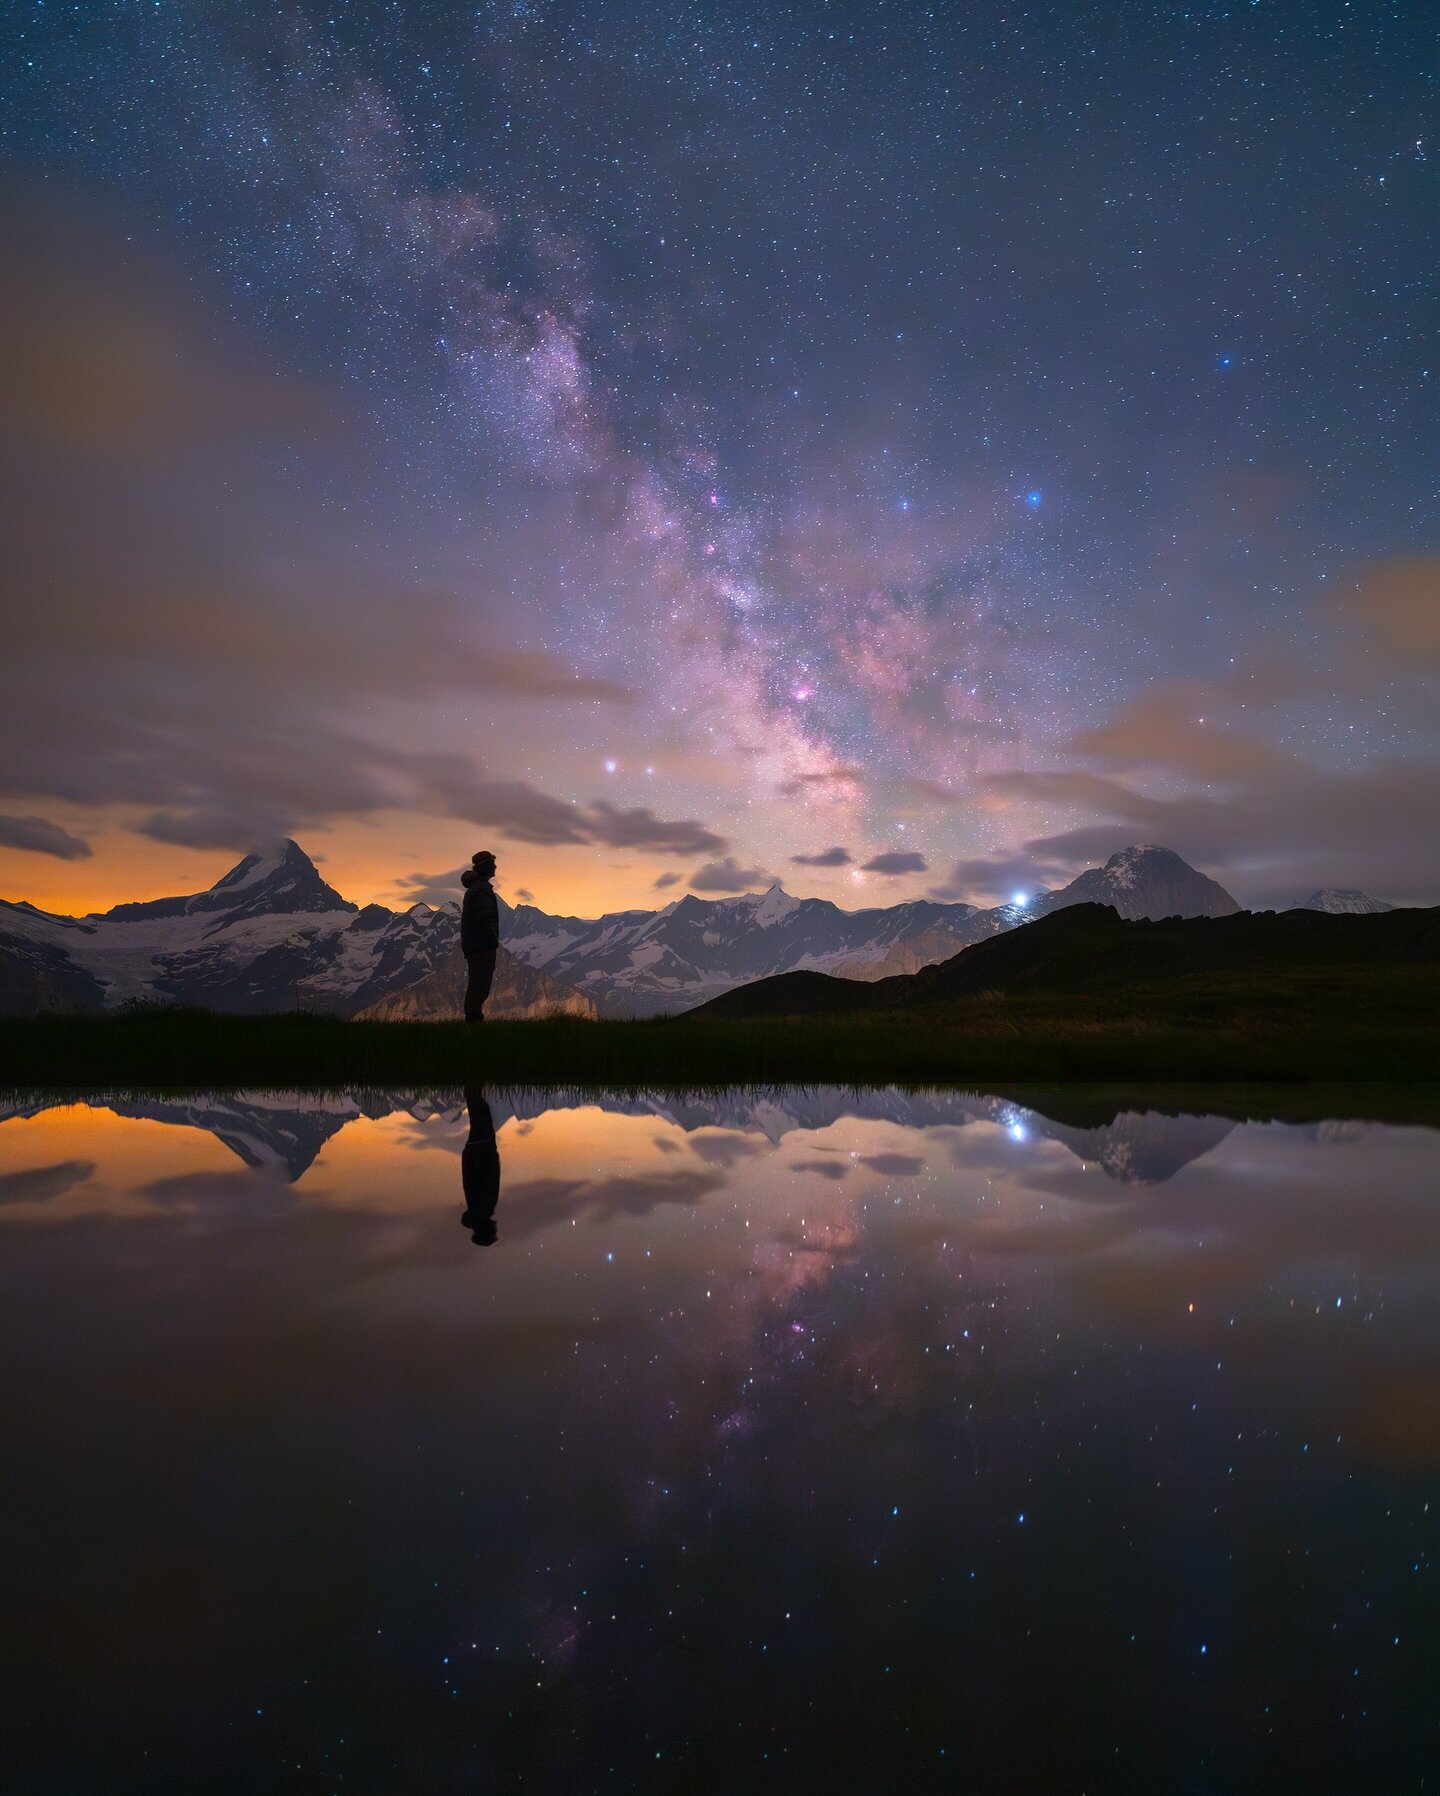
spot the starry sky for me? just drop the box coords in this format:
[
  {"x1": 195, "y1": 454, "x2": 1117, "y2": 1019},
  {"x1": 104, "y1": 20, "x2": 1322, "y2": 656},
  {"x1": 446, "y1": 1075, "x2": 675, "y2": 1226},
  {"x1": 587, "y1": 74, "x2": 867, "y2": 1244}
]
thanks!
[{"x1": 1, "y1": 0, "x2": 1435, "y2": 916}]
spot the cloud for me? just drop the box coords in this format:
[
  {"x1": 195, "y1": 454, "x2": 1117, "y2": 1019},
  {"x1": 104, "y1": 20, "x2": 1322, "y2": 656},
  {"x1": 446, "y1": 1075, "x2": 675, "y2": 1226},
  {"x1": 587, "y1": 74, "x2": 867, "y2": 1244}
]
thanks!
[
  {"x1": 0, "y1": 188, "x2": 669, "y2": 873},
  {"x1": 391, "y1": 866, "x2": 468, "y2": 907},
  {"x1": 895, "y1": 774, "x2": 965, "y2": 806},
  {"x1": 1336, "y1": 557, "x2": 1440, "y2": 664},
  {"x1": 791, "y1": 846, "x2": 852, "y2": 867},
  {"x1": 687, "y1": 1131, "x2": 770, "y2": 1167},
  {"x1": 860, "y1": 851, "x2": 928, "y2": 875},
  {"x1": 859, "y1": 1153, "x2": 925, "y2": 1176},
  {"x1": 139, "y1": 805, "x2": 301, "y2": 852},
  {"x1": 0, "y1": 1160, "x2": 95, "y2": 1205},
  {"x1": 0, "y1": 814, "x2": 92, "y2": 861},
  {"x1": 453, "y1": 650, "x2": 635, "y2": 705},
  {"x1": 929, "y1": 852, "x2": 1069, "y2": 906},
  {"x1": 514, "y1": 887, "x2": 535, "y2": 903},
  {"x1": 1069, "y1": 690, "x2": 1289, "y2": 781},
  {"x1": 984, "y1": 758, "x2": 1440, "y2": 906},
  {"x1": 778, "y1": 768, "x2": 863, "y2": 796},
  {"x1": 502, "y1": 1168, "x2": 725, "y2": 1239},
  {"x1": 653, "y1": 870, "x2": 683, "y2": 889},
  {"x1": 0, "y1": 184, "x2": 329, "y2": 460},
  {"x1": 690, "y1": 857, "x2": 773, "y2": 894},
  {"x1": 580, "y1": 801, "x2": 725, "y2": 855},
  {"x1": 0, "y1": 653, "x2": 720, "y2": 853}
]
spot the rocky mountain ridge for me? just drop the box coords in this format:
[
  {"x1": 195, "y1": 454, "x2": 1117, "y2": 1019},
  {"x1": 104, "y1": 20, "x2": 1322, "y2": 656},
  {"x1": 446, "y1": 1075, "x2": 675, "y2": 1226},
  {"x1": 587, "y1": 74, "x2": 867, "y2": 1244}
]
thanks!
[
  {"x1": 496, "y1": 844, "x2": 1242, "y2": 1013},
  {"x1": 500, "y1": 885, "x2": 994, "y2": 1014}
]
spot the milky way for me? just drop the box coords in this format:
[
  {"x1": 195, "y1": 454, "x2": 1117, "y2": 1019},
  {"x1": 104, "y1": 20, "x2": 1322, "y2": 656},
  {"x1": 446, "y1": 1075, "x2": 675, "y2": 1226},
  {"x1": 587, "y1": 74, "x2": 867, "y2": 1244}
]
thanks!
[{"x1": 1, "y1": 1, "x2": 1435, "y2": 911}]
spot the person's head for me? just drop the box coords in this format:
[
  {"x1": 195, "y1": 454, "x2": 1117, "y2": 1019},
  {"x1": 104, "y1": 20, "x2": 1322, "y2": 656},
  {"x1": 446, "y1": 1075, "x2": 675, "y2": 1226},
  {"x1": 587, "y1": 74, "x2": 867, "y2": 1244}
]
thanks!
[{"x1": 470, "y1": 850, "x2": 496, "y2": 882}]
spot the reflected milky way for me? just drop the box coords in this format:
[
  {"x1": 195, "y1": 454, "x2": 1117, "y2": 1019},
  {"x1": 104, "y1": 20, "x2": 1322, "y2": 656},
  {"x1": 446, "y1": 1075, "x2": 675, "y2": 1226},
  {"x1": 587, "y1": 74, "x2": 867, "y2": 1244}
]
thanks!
[{"x1": 0, "y1": 1090, "x2": 1437, "y2": 1789}]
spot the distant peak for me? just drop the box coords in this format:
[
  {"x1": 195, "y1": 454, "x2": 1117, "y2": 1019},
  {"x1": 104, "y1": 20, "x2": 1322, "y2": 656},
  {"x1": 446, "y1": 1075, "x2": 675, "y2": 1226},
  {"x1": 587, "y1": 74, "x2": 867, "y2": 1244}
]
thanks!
[
  {"x1": 99, "y1": 835, "x2": 356, "y2": 923},
  {"x1": 1301, "y1": 888, "x2": 1394, "y2": 915},
  {"x1": 1046, "y1": 845, "x2": 1239, "y2": 919},
  {"x1": 1105, "y1": 844, "x2": 1172, "y2": 864},
  {"x1": 753, "y1": 883, "x2": 800, "y2": 924},
  {"x1": 213, "y1": 837, "x2": 312, "y2": 890}
]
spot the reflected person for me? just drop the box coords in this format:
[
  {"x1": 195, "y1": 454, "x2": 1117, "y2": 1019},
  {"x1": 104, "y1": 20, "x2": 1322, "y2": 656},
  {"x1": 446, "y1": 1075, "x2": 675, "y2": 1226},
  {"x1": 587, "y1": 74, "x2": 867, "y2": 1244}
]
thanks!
[
  {"x1": 461, "y1": 1086, "x2": 501, "y2": 1246},
  {"x1": 460, "y1": 848, "x2": 500, "y2": 1023}
]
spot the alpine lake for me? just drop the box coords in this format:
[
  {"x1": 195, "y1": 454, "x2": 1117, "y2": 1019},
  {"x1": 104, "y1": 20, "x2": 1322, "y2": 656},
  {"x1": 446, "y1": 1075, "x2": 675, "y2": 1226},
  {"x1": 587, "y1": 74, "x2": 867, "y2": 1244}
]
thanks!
[{"x1": 1, "y1": 1087, "x2": 1437, "y2": 1792}]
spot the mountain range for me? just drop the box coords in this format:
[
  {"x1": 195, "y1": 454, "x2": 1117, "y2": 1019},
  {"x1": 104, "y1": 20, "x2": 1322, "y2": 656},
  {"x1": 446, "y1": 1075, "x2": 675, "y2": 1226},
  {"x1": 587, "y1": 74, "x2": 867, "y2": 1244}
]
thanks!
[
  {"x1": 496, "y1": 844, "x2": 1245, "y2": 1014},
  {"x1": 692, "y1": 897, "x2": 1439, "y2": 1019},
  {"x1": 0, "y1": 839, "x2": 1402, "y2": 1020},
  {"x1": 0, "y1": 841, "x2": 592, "y2": 1021}
]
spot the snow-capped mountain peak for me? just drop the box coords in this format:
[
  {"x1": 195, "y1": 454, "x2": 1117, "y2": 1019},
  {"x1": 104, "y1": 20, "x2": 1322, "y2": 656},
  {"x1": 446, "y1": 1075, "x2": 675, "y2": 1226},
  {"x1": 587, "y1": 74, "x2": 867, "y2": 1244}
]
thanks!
[
  {"x1": 752, "y1": 884, "x2": 801, "y2": 926},
  {"x1": 213, "y1": 843, "x2": 295, "y2": 893},
  {"x1": 101, "y1": 838, "x2": 354, "y2": 925},
  {"x1": 1037, "y1": 845, "x2": 1240, "y2": 921}
]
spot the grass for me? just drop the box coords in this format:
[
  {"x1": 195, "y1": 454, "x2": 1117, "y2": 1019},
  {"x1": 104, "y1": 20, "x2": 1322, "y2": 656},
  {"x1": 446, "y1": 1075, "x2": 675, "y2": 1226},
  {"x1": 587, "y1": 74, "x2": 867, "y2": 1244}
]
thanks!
[{"x1": 1, "y1": 984, "x2": 1436, "y2": 1093}]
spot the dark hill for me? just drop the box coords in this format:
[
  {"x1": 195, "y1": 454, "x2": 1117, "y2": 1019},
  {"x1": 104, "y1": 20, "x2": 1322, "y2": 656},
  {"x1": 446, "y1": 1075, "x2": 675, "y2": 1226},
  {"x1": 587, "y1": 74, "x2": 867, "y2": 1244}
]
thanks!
[{"x1": 687, "y1": 902, "x2": 1440, "y2": 1018}]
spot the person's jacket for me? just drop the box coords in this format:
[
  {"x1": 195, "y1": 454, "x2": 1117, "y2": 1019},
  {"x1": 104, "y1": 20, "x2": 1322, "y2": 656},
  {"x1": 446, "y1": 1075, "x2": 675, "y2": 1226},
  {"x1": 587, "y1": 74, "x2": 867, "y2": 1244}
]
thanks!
[{"x1": 460, "y1": 873, "x2": 500, "y2": 958}]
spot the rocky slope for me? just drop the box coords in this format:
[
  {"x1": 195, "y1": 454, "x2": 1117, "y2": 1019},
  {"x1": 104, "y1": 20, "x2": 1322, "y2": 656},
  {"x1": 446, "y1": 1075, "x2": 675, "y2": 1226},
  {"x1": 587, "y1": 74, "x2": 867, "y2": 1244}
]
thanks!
[{"x1": 356, "y1": 947, "x2": 595, "y2": 1021}]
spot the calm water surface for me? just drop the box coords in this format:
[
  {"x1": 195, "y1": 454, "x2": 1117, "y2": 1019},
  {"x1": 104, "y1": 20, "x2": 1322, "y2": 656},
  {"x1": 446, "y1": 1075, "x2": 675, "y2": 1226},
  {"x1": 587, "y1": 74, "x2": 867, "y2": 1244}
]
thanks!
[{"x1": 1, "y1": 1089, "x2": 1437, "y2": 1792}]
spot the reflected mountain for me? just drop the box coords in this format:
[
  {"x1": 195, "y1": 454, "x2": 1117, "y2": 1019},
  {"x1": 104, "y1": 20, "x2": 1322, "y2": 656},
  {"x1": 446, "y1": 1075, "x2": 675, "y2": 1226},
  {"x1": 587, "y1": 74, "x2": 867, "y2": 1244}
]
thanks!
[
  {"x1": 1039, "y1": 1111, "x2": 1237, "y2": 1184},
  {"x1": 7, "y1": 1092, "x2": 461, "y2": 1183},
  {"x1": 0, "y1": 1087, "x2": 1255, "y2": 1184}
]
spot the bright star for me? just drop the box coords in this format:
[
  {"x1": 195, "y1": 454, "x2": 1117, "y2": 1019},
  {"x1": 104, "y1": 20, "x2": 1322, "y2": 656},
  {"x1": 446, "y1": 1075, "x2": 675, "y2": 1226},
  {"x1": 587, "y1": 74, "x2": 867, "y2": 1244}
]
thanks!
[{"x1": 1025, "y1": 490, "x2": 1042, "y2": 509}]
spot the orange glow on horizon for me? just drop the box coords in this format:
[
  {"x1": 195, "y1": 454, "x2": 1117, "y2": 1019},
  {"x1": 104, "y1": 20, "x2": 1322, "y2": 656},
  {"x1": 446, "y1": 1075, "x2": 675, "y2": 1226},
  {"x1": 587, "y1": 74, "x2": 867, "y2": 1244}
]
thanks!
[{"x1": 0, "y1": 809, "x2": 885, "y2": 921}]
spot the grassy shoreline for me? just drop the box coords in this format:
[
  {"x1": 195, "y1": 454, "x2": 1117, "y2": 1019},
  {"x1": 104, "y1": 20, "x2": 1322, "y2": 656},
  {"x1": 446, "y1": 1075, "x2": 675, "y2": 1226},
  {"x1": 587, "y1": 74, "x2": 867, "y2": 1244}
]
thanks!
[{"x1": 1, "y1": 1000, "x2": 1436, "y2": 1094}]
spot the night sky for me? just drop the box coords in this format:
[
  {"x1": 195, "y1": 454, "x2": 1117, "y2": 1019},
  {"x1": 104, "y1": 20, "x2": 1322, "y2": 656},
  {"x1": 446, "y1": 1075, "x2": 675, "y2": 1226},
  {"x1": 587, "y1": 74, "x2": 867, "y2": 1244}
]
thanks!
[{"x1": 1, "y1": 1, "x2": 1435, "y2": 915}]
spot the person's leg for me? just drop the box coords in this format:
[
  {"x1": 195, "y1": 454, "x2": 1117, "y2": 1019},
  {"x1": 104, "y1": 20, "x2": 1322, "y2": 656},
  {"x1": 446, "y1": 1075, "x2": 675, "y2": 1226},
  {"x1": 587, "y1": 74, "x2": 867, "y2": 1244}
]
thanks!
[
  {"x1": 464, "y1": 950, "x2": 496, "y2": 1023},
  {"x1": 463, "y1": 955, "x2": 485, "y2": 1022}
]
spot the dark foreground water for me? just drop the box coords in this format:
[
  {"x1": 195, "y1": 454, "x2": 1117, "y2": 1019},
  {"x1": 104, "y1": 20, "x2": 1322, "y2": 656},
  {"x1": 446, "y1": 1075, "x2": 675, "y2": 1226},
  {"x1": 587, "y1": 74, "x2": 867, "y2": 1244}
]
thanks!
[{"x1": 1, "y1": 1090, "x2": 1437, "y2": 1793}]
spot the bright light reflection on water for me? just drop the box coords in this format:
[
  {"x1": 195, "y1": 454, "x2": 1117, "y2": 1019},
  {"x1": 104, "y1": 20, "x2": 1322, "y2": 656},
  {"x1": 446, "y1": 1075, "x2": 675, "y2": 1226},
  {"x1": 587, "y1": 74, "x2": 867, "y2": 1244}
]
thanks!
[{"x1": 0, "y1": 1088, "x2": 1437, "y2": 1791}]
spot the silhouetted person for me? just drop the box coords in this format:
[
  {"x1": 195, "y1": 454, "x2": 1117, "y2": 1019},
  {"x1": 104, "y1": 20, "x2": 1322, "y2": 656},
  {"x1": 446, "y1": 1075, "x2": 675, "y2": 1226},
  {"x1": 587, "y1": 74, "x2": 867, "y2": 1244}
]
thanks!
[
  {"x1": 461, "y1": 1086, "x2": 501, "y2": 1245},
  {"x1": 460, "y1": 849, "x2": 500, "y2": 1023}
]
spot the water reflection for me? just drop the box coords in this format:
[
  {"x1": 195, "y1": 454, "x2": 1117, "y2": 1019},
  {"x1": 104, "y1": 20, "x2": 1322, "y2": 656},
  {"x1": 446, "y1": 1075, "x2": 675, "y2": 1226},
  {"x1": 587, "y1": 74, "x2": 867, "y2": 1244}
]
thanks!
[
  {"x1": 0, "y1": 1087, "x2": 1436, "y2": 1790},
  {"x1": 0, "y1": 1086, "x2": 1272, "y2": 1187},
  {"x1": 460, "y1": 1086, "x2": 500, "y2": 1246}
]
